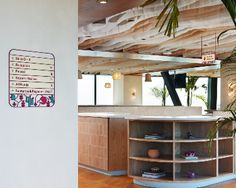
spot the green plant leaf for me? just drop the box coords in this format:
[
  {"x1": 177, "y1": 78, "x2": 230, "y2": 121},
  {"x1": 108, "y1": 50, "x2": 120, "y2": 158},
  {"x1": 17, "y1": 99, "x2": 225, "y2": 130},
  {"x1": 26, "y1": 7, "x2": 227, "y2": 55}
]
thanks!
[
  {"x1": 141, "y1": 0, "x2": 158, "y2": 7},
  {"x1": 217, "y1": 28, "x2": 236, "y2": 43},
  {"x1": 221, "y1": 0, "x2": 236, "y2": 26}
]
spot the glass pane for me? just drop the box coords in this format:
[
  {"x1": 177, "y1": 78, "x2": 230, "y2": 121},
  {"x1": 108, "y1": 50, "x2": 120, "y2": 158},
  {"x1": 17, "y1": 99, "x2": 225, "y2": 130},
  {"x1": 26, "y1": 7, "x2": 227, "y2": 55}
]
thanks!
[
  {"x1": 78, "y1": 75, "x2": 95, "y2": 105},
  {"x1": 142, "y1": 77, "x2": 165, "y2": 105},
  {"x1": 96, "y1": 75, "x2": 113, "y2": 105}
]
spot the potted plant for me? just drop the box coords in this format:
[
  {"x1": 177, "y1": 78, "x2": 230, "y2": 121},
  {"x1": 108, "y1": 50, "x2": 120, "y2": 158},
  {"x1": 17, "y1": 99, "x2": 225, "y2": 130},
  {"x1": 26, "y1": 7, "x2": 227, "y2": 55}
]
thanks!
[{"x1": 141, "y1": 0, "x2": 236, "y2": 154}]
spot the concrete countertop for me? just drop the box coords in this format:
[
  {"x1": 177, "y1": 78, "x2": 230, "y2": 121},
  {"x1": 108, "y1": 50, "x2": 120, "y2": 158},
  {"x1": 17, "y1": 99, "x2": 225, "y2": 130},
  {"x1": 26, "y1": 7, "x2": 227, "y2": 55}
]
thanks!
[
  {"x1": 78, "y1": 112, "x2": 129, "y2": 118},
  {"x1": 125, "y1": 115, "x2": 220, "y2": 122},
  {"x1": 78, "y1": 113, "x2": 220, "y2": 121}
]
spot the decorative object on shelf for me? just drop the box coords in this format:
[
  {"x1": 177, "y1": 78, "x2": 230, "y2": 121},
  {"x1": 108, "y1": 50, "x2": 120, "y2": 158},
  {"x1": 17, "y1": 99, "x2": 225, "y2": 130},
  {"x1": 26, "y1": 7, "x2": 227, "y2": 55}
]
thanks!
[
  {"x1": 150, "y1": 167, "x2": 160, "y2": 172},
  {"x1": 144, "y1": 133, "x2": 164, "y2": 140},
  {"x1": 112, "y1": 71, "x2": 122, "y2": 80},
  {"x1": 104, "y1": 82, "x2": 111, "y2": 88},
  {"x1": 142, "y1": 167, "x2": 166, "y2": 179},
  {"x1": 96, "y1": 0, "x2": 108, "y2": 4},
  {"x1": 142, "y1": 171, "x2": 166, "y2": 179},
  {"x1": 186, "y1": 131, "x2": 196, "y2": 139},
  {"x1": 182, "y1": 151, "x2": 198, "y2": 160},
  {"x1": 144, "y1": 73, "x2": 152, "y2": 82},
  {"x1": 187, "y1": 171, "x2": 197, "y2": 178},
  {"x1": 147, "y1": 149, "x2": 160, "y2": 158}
]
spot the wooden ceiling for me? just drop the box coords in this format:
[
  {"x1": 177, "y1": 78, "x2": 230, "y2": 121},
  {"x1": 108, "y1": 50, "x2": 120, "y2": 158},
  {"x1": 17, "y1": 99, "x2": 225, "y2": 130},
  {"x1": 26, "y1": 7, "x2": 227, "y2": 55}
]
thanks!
[
  {"x1": 78, "y1": 0, "x2": 236, "y2": 77},
  {"x1": 79, "y1": 0, "x2": 143, "y2": 26}
]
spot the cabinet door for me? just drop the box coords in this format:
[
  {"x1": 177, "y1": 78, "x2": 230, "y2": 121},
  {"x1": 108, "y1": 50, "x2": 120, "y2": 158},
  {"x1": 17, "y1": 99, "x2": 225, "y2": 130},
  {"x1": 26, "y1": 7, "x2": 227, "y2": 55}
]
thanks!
[
  {"x1": 78, "y1": 116, "x2": 108, "y2": 171},
  {"x1": 108, "y1": 118, "x2": 127, "y2": 171}
]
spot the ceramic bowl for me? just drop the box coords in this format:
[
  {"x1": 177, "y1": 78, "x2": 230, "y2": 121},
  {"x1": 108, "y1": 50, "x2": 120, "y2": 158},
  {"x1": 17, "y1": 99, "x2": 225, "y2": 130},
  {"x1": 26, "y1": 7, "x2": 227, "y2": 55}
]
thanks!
[{"x1": 147, "y1": 149, "x2": 160, "y2": 158}]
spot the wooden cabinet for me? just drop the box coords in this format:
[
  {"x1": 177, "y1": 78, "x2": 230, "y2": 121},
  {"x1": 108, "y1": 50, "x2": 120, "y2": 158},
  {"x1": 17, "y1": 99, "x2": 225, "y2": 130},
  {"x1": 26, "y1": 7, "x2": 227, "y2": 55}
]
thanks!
[
  {"x1": 78, "y1": 116, "x2": 127, "y2": 172},
  {"x1": 127, "y1": 117, "x2": 235, "y2": 187}
]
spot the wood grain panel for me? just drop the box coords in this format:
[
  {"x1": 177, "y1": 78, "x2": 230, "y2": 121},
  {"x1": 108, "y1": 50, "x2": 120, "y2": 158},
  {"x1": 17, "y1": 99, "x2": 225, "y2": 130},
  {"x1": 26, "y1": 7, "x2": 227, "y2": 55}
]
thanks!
[
  {"x1": 108, "y1": 118, "x2": 128, "y2": 171},
  {"x1": 78, "y1": 116, "x2": 109, "y2": 171}
]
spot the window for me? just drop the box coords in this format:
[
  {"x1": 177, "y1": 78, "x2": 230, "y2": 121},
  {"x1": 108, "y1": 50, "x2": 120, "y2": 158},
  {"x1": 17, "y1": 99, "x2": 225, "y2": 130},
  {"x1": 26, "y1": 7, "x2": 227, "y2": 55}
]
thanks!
[
  {"x1": 142, "y1": 76, "x2": 209, "y2": 111},
  {"x1": 96, "y1": 75, "x2": 113, "y2": 105},
  {"x1": 78, "y1": 74, "x2": 113, "y2": 105},
  {"x1": 78, "y1": 75, "x2": 95, "y2": 105}
]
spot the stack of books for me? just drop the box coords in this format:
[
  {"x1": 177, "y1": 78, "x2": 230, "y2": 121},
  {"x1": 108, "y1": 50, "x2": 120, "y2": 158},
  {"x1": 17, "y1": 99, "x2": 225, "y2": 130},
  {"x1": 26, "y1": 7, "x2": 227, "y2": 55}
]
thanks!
[
  {"x1": 144, "y1": 134, "x2": 164, "y2": 140},
  {"x1": 142, "y1": 171, "x2": 166, "y2": 179},
  {"x1": 182, "y1": 155, "x2": 198, "y2": 160},
  {"x1": 182, "y1": 151, "x2": 198, "y2": 160}
]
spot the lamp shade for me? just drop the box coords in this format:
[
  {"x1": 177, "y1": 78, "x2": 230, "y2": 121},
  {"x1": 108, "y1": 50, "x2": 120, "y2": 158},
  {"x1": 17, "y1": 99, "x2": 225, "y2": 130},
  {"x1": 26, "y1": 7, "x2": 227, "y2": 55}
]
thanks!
[
  {"x1": 145, "y1": 73, "x2": 152, "y2": 82},
  {"x1": 78, "y1": 70, "x2": 83, "y2": 79},
  {"x1": 104, "y1": 82, "x2": 111, "y2": 88},
  {"x1": 112, "y1": 72, "x2": 122, "y2": 80}
]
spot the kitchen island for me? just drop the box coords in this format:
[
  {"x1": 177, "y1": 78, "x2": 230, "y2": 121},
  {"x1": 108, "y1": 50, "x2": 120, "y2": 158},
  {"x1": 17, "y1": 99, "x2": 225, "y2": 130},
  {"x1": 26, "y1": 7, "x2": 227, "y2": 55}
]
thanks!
[{"x1": 78, "y1": 113, "x2": 128, "y2": 176}]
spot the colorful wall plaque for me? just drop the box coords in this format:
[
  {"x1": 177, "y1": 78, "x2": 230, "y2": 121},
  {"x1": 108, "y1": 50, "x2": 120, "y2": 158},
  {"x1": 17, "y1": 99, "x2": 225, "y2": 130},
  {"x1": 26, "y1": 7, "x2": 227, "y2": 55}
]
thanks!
[{"x1": 9, "y1": 49, "x2": 55, "y2": 107}]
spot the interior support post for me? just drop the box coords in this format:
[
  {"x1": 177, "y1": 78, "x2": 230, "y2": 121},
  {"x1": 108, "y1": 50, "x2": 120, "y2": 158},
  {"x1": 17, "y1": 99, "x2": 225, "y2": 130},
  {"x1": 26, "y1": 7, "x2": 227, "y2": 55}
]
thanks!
[
  {"x1": 161, "y1": 71, "x2": 182, "y2": 106},
  {"x1": 207, "y1": 77, "x2": 217, "y2": 110},
  {"x1": 94, "y1": 74, "x2": 97, "y2": 105}
]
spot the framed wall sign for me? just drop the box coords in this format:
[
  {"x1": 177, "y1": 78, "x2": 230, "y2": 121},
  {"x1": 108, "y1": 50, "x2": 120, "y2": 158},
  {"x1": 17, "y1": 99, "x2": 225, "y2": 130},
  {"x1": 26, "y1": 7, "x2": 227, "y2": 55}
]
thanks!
[
  {"x1": 9, "y1": 49, "x2": 55, "y2": 108},
  {"x1": 202, "y1": 53, "x2": 215, "y2": 64}
]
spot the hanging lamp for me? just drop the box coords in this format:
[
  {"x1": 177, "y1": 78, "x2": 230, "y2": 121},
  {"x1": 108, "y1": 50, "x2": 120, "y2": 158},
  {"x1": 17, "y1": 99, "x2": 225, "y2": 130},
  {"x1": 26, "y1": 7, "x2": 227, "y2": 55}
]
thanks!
[
  {"x1": 112, "y1": 71, "x2": 122, "y2": 80},
  {"x1": 78, "y1": 70, "x2": 83, "y2": 79},
  {"x1": 145, "y1": 73, "x2": 152, "y2": 82}
]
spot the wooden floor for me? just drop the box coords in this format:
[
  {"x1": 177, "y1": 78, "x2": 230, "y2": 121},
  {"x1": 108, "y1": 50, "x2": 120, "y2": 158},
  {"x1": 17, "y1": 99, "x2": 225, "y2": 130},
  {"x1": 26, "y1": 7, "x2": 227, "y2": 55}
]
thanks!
[{"x1": 78, "y1": 167, "x2": 236, "y2": 188}]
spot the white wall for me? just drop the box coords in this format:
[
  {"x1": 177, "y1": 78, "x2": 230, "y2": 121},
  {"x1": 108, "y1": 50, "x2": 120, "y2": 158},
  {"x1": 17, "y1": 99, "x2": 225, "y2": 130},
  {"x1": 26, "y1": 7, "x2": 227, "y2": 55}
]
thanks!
[
  {"x1": 124, "y1": 76, "x2": 142, "y2": 105},
  {"x1": 113, "y1": 76, "x2": 124, "y2": 105},
  {"x1": 0, "y1": 1, "x2": 77, "y2": 188}
]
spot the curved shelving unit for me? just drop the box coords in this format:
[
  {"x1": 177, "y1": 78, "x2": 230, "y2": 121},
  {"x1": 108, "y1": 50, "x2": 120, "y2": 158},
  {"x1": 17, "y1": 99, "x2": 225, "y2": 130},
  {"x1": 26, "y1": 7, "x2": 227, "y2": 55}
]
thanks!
[
  {"x1": 129, "y1": 156, "x2": 173, "y2": 163},
  {"x1": 174, "y1": 157, "x2": 216, "y2": 163},
  {"x1": 127, "y1": 117, "x2": 235, "y2": 188},
  {"x1": 129, "y1": 137, "x2": 173, "y2": 143}
]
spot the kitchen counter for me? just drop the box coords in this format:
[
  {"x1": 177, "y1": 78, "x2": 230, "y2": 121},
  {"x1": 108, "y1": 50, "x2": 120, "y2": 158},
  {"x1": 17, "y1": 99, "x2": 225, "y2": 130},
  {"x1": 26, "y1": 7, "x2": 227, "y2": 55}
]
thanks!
[
  {"x1": 78, "y1": 113, "x2": 128, "y2": 176},
  {"x1": 126, "y1": 115, "x2": 220, "y2": 121},
  {"x1": 78, "y1": 112, "x2": 128, "y2": 118}
]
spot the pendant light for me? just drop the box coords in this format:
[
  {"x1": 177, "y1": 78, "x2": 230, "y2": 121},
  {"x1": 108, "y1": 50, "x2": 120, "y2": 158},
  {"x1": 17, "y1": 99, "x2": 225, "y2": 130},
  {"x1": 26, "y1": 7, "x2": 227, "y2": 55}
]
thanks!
[
  {"x1": 97, "y1": 0, "x2": 108, "y2": 4},
  {"x1": 112, "y1": 71, "x2": 122, "y2": 80},
  {"x1": 78, "y1": 70, "x2": 83, "y2": 79},
  {"x1": 145, "y1": 73, "x2": 152, "y2": 82}
]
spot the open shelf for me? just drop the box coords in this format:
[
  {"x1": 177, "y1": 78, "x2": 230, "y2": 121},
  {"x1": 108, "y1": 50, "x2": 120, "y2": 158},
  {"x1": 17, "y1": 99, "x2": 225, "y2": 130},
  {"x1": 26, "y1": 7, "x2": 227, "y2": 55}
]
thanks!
[
  {"x1": 128, "y1": 118, "x2": 234, "y2": 186},
  {"x1": 129, "y1": 159, "x2": 173, "y2": 181},
  {"x1": 129, "y1": 137, "x2": 173, "y2": 143},
  {"x1": 175, "y1": 174, "x2": 214, "y2": 182},
  {"x1": 175, "y1": 142, "x2": 216, "y2": 159},
  {"x1": 175, "y1": 160, "x2": 217, "y2": 180},
  {"x1": 129, "y1": 156, "x2": 173, "y2": 163},
  {"x1": 129, "y1": 140, "x2": 173, "y2": 159},
  {"x1": 129, "y1": 120, "x2": 173, "y2": 139},
  {"x1": 218, "y1": 122, "x2": 233, "y2": 138},
  {"x1": 175, "y1": 156, "x2": 216, "y2": 163},
  {"x1": 174, "y1": 137, "x2": 212, "y2": 143},
  {"x1": 130, "y1": 175, "x2": 173, "y2": 182},
  {"x1": 219, "y1": 157, "x2": 233, "y2": 175},
  {"x1": 175, "y1": 121, "x2": 216, "y2": 139},
  {"x1": 219, "y1": 139, "x2": 233, "y2": 156}
]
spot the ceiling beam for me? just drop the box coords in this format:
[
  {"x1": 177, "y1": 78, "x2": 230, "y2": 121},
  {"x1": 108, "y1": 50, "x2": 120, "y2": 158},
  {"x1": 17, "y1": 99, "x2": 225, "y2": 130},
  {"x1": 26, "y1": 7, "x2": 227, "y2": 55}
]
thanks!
[{"x1": 78, "y1": 50, "x2": 221, "y2": 64}]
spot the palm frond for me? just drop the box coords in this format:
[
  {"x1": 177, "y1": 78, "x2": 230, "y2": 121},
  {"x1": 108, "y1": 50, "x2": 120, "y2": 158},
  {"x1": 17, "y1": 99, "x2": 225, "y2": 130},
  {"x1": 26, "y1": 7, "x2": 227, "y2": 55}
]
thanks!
[
  {"x1": 217, "y1": 28, "x2": 236, "y2": 43},
  {"x1": 142, "y1": 0, "x2": 179, "y2": 37},
  {"x1": 141, "y1": 0, "x2": 158, "y2": 7},
  {"x1": 221, "y1": 0, "x2": 236, "y2": 26},
  {"x1": 222, "y1": 47, "x2": 236, "y2": 64}
]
